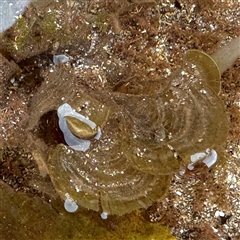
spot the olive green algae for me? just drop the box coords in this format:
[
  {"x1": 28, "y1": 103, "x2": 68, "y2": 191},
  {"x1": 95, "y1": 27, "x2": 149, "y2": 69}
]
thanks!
[{"x1": 0, "y1": 181, "x2": 175, "y2": 240}]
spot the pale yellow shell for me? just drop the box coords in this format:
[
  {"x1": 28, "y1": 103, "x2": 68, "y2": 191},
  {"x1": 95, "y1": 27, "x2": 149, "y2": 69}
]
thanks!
[{"x1": 65, "y1": 116, "x2": 98, "y2": 139}]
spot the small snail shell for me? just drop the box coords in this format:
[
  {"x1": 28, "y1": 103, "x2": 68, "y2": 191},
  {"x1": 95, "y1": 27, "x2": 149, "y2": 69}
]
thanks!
[
  {"x1": 58, "y1": 103, "x2": 101, "y2": 152},
  {"x1": 65, "y1": 116, "x2": 98, "y2": 140}
]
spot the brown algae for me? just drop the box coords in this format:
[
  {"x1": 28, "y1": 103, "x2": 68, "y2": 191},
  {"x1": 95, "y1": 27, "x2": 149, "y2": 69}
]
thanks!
[{"x1": 38, "y1": 42, "x2": 233, "y2": 216}]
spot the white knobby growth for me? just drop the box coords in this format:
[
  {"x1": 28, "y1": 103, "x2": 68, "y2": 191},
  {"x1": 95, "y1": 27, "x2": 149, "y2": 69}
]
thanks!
[
  {"x1": 100, "y1": 212, "x2": 108, "y2": 220},
  {"x1": 53, "y1": 54, "x2": 69, "y2": 65},
  {"x1": 64, "y1": 194, "x2": 79, "y2": 213}
]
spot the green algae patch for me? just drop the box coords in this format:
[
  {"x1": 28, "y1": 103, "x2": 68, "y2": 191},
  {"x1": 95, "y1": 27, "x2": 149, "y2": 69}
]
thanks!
[
  {"x1": 0, "y1": 181, "x2": 58, "y2": 240},
  {"x1": 44, "y1": 210, "x2": 176, "y2": 240},
  {"x1": 1, "y1": 0, "x2": 92, "y2": 62},
  {"x1": 39, "y1": 12, "x2": 58, "y2": 34},
  {"x1": 0, "y1": 181, "x2": 175, "y2": 240},
  {"x1": 7, "y1": 16, "x2": 32, "y2": 53}
]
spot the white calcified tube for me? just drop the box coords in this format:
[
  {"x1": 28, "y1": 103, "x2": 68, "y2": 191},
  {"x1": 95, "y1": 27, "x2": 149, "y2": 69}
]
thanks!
[
  {"x1": 188, "y1": 148, "x2": 218, "y2": 170},
  {"x1": 57, "y1": 103, "x2": 101, "y2": 151},
  {"x1": 202, "y1": 148, "x2": 218, "y2": 168},
  {"x1": 211, "y1": 36, "x2": 240, "y2": 74}
]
